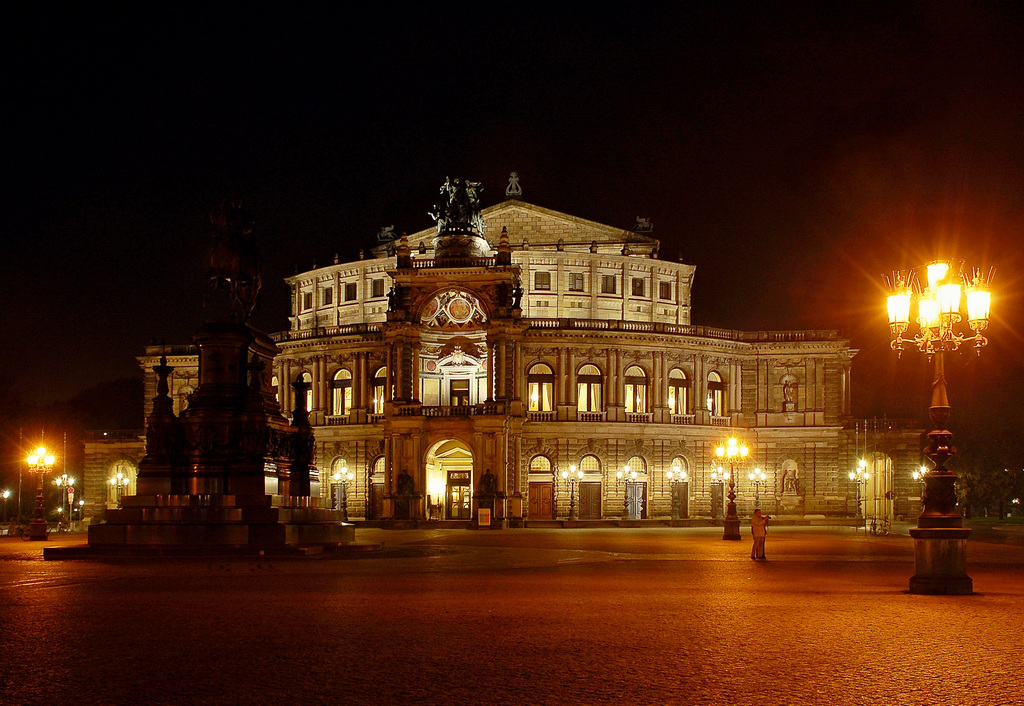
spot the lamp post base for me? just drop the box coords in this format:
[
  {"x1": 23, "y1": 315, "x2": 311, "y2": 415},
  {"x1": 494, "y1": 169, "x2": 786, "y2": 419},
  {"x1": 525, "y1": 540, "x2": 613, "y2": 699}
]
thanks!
[
  {"x1": 722, "y1": 517, "x2": 741, "y2": 541},
  {"x1": 908, "y1": 527, "x2": 973, "y2": 595},
  {"x1": 28, "y1": 518, "x2": 48, "y2": 541}
]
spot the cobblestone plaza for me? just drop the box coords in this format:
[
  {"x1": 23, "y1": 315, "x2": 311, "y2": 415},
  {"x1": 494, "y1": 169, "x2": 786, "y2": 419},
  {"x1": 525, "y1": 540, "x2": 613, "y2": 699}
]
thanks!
[{"x1": 3, "y1": 526, "x2": 1021, "y2": 705}]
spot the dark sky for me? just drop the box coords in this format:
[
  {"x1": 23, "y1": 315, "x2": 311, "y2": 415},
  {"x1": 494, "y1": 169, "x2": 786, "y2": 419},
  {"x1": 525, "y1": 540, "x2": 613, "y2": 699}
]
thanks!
[{"x1": 3, "y1": 3, "x2": 1023, "y2": 418}]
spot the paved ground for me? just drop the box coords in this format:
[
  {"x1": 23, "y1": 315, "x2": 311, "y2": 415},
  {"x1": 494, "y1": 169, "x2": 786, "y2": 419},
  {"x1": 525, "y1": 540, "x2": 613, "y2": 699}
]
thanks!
[{"x1": 1, "y1": 526, "x2": 1022, "y2": 706}]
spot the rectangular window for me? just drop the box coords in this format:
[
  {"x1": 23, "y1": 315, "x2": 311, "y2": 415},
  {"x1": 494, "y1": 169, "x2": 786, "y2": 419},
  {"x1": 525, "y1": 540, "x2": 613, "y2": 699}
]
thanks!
[
  {"x1": 302, "y1": 292, "x2": 313, "y2": 310},
  {"x1": 631, "y1": 278, "x2": 645, "y2": 297},
  {"x1": 371, "y1": 279, "x2": 385, "y2": 298},
  {"x1": 659, "y1": 282, "x2": 672, "y2": 300},
  {"x1": 450, "y1": 379, "x2": 470, "y2": 406},
  {"x1": 344, "y1": 282, "x2": 357, "y2": 301},
  {"x1": 601, "y1": 275, "x2": 616, "y2": 294},
  {"x1": 323, "y1": 287, "x2": 333, "y2": 306},
  {"x1": 569, "y1": 273, "x2": 584, "y2": 291},
  {"x1": 534, "y1": 271, "x2": 551, "y2": 290}
]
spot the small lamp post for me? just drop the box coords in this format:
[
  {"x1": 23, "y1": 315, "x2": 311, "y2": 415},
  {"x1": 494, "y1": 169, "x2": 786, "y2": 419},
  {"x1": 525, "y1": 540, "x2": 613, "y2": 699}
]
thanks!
[
  {"x1": 2, "y1": 489, "x2": 9, "y2": 526},
  {"x1": 560, "y1": 464, "x2": 583, "y2": 521},
  {"x1": 26, "y1": 446, "x2": 56, "y2": 541},
  {"x1": 710, "y1": 465, "x2": 729, "y2": 520},
  {"x1": 109, "y1": 470, "x2": 130, "y2": 507},
  {"x1": 331, "y1": 464, "x2": 355, "y2": 522},
  {"x1": 53, "y1": 474, "x2": 75, "y2": 526},
  {"x1": 715, "y1": 437, "x2": 748, "y2": 540},
  {"x1": 748, "y1": 467, "x2": 767, "y2": 508},
  {"x1": 848, "y1": 460, "x2": 870, "y2": 530},
  {"x1": 616, "y1": 465, "x2": 638, "y2": 519},
  {"x1": 886, "y1": 259, "x2": 992, "y2": 594},
  {"x1": 667, "y1": 464, "x2": 688, "y2": 520},
  {"x1": 77, "y1": 498, "x2": 85, "y2": 522}
]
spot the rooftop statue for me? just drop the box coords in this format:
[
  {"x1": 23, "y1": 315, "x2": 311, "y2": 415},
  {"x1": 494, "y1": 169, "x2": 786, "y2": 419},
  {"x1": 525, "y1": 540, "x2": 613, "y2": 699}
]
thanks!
[
  {"x1": 430, "y1": 177, "x2": 485, "y2": 236},
  {"x1": 205, "y1": 200, "x2": 263, "y2": 324}
]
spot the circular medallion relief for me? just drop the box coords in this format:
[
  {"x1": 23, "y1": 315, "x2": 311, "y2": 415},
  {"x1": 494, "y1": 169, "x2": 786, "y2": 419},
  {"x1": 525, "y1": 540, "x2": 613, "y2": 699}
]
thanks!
[
  {"x1": 446, "y1": 297, "x2": 473, "y2": 323},
  {"x1": 425, "y1": 360, "x2": 437, "y2": 372},
  {"x1": 423, "y1": 297, "x2": 440, "y2": 320}
]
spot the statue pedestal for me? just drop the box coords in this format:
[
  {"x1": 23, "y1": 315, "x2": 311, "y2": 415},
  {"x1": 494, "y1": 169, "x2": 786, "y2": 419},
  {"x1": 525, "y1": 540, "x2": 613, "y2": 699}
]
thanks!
[
  {"x1": 908, "y1": 527, "x2": 973, "y2": 595},
  {"x1": 723, "y1": 517, "x2": 741, "y2": 540}
]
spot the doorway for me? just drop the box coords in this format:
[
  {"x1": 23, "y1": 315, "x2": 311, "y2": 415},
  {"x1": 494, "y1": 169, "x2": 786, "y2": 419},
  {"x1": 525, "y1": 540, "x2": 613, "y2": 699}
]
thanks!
[
  {"x1": 579, "y1": 482, "x2": 602, "y2": 519},
  {"x1": 528, "y1": 482, "x2": 554, "y2": 519},
  {"x1": 424, "y1": 439, "x2": 474, "y2": 521},
  {"x1": 625, "y1": 481, "x2": 647, "y2": 520}
]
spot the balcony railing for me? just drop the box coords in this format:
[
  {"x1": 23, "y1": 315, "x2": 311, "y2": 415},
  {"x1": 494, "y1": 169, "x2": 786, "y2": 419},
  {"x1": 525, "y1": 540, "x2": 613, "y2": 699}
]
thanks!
[
  {"x1": 578, "y1": 411, "x2": 607, "y2": 423},
  {"x1": 670, "y1": 414, "x2": 696, "y2": 425},
  {"x1": 710, "y1": 415, "x2": 731, "y2": 427},
  {"x1": 625, "y1": 412, "x2": 653, "y2": 424},
  {"x1": 325, "y1": 415, "x2": 350, "y2": 426},
  {"x1": 526, "y1": 318, "x2": 841, "y2": 342},
  {"x1": 527, "y1": 411, "x2": 555, "y2": 422}
]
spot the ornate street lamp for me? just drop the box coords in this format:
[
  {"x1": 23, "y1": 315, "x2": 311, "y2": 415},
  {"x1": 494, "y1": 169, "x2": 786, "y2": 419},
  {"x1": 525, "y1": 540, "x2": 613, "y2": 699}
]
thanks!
[
  {"x1": 715, "y1": 437, "x2": 749, "y2": 540},
  {"x1": 109, "y1": 470, "x2": 131, "y2": 507},
  {"x1": 560, "y1": 464, "x2": 583, "y2": 521},
  {"x1": 616, "y1": 465, "x2": 639, "y2": 519},
  {"x1": 709, "y1": 465, "x2": 729, "y2": 520},
  {"x1": 848, "y1": 459, "x2": 870, "y2": 530},
  {"x1": 26, "y1": 446, "x2": 56, "y2": 541},
  {"x1": 331, "y1": 463, "x2": 355, "y2": 522},
  {"x1": 667, "y1": 464, "x2": 689, "y2": 520},
  {"x1": 885, "y1": 260, "x2": 993, "y2": 594},
  {"x1": 748, "y1": 467, "x2": 767, "y2": 509},
  {"x1": 53, "y1": 473, "x2": 75, "y2": 528}
]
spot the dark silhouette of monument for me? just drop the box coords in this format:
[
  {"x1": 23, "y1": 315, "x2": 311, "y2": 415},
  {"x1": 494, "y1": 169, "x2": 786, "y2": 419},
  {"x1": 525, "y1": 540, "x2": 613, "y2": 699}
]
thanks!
[{"x1": 80, "y1": 202, "x2": 354, "y2": 554}]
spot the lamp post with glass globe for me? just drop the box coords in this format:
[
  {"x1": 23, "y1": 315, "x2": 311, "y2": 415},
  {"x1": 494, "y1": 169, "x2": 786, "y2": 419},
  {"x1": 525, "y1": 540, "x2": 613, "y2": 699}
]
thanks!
[
  {"x1": 667, "y1": 464, "x2": 689, "y2": 520},
  {"x1": 748, "y1": 467, "x2": 767, "y2": 509},
  {"x1": 561, "y1": 464, "x2": 583, "y2": 521},
  {"x1": 849, "y1": 459, "x2": 870, "y2": 530},
  {"x1": 331, "y1": 463, "x2": 355, "y2": 521},
  {"x1": 885, "y1": 259, "x2": 992, "y2": 594},
  {"x1": 109, "y1": 470, "x2": 130, "y2": 507},
  {"x1": 710, "y1": 465, "x2": 729, "y2": 521},
  {"x1": 2, "y1": 489, "x2": 9, "y2": 526},
  {"x1": 715, "y1": 437, "x2": 748, "y2": 540},
  {"x1": 26, "y1": 446, "x2": 56, "y2": 541},
  {"x1": 616, "y1": 465, "x2": 638, "y2": 519},
  {"x1": 53, "y1": 473, "x2": 75, "y2": 527}
]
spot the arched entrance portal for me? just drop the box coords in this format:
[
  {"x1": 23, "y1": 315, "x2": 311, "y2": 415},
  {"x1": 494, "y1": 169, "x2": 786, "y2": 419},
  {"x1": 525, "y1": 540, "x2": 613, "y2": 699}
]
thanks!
[{"x1": 425, "y1": 440, "x2": 474, "y2": 520}]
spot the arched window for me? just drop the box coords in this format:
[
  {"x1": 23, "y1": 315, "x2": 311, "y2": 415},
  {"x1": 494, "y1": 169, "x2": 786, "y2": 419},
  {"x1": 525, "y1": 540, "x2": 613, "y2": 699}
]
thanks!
[
  {"x1": 295, "y1": 371, "x2": 313, "y2": 413},
  {"x1": 624, "y1": 455, "x2": 647, "y2": 476},
  {"x1": 580, "y1": 454, "x2": 601, "y2": 475},
  {"x1": 624, "y1": 366, "x2": 648, "y2": 413},
  {"x1": 529, "y1": 455, "x2": 552, "y2": 475},
  {"x1": 331, "y1": 369, "x2": 352, "y2": 416},
  {"x1": 372, "y1": 367, "x2": 387, "y2": 414},
  {"x1": 371, "y1": 456, "x2": 385, "y2": 478},
  {"x1": 107, "y1": 460, "x2": 136, "y2": 504},
  {"x1": 667, "y1": 368, "x2": 690, "y2": 415},
  {"x1": 527, "y1": 363, "x2": 554, "y2": 412},
  {"x1": 706, "y1": 371, "x2": 725, "y2": 416},
  {"x1": 669, "y1": 456, "x2": 688, "y2": 477},
  {"x1": 577, "y1": 364, "x2": 604, "y2": 412}
]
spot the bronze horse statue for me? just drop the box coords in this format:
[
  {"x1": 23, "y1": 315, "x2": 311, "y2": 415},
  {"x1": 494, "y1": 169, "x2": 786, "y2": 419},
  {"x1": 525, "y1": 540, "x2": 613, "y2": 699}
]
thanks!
[{"x1": 205, "y1": 200, "x2": 262, "y2": 323}]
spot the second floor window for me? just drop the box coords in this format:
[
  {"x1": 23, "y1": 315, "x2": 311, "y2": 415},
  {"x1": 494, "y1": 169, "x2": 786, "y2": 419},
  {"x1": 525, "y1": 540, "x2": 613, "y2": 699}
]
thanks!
[
  {"x1": 371, "y1": 279, "x2": 385, "y2": 298},
  {"x1": 624, "y1": 366, "x2": 648, "y2": 413},
  {"x1": 331, "y1": 369, "x2": 352, "y2": 415},
  {"x1": 576, "y1": 364, "x2": 603, "y2": 412},
  {"x1": 659, "y1": 282, "x2": 672, "y2": 300},
  {"x1": 569, "y1": 272, "x2": 584, "y2": 291},
  {"x1": 535, "y1": 272, "x2": 551, "y2": 290},
  {"x1": 527, "y1": 363, "x2": 554, "y2": 411},
  {"x1": 667, "y1": 368, "x2": 690, "y2": 414},
  {"x1": 601, "y1": 275, "x2": 616, "y2": 294},
  {"x1": 631, "y1": 278, "x2": 645, "y2": 297},
  {"x1": 302, "y1": 292, "x2": 313, "y2": 310},
  {"x1": 344, "y1": 282, "x2": 357, "y2": 301}
]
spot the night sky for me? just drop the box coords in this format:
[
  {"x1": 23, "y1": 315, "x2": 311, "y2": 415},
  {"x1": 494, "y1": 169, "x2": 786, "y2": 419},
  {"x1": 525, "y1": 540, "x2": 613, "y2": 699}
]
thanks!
[{"x1": 3, "y1": 4, "x2": 1023, "y2": 419}]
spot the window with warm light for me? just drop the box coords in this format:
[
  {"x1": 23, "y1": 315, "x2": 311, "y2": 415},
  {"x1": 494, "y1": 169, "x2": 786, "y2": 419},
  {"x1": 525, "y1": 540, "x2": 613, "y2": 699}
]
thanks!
[
  {"x1": 372, "y1": 367, "x2": 387, "y2": 414},
  {"x1": 706, "y1": 371, "x2": 725, "y2": 416},
  {"x1": 624, "y1": 365, "x2": 648, "y2": 413},
  {"x1": 576, "y1": 364, "x2": 604, "y2": 412},
  {"x1": 667, "y1": 368, "x2": 690, "y2": 414},
  {"x1": 296, "y1": 372, "x2": 313, "y2": 412},
  {"x1": 527, "y1": 363, "x2": 554, "y2": 411},
  {"x1": 331, "y1": 369, "x2": 352, "y2": 415}
]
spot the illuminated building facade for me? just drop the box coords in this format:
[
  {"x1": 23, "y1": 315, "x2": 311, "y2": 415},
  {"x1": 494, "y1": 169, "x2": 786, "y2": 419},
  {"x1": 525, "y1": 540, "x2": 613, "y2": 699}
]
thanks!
[{"x1": 82, "y1": 179, "x2": 924, "y2": 527}]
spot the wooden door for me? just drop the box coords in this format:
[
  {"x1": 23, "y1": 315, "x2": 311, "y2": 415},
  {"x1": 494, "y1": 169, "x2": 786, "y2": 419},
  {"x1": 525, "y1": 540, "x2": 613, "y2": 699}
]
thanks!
[
  {"x1": 672, "y1": 483, "x2": 689, "y2": 519},
  {"x1": 711, "y1": 482, "x2": 723, "y2": 519},
  {"x1": 528, "y1": 482, "x2": 554, "y2": 519},
  {"x1": 579, "y1": 482, "x2": 602, "y2": 519},
  {"x1": 369, "y1": 483, "x2": 384, "y2": 520},
  {"x1": 626, "y1": 482, "x2": 647, "y2": 520}
]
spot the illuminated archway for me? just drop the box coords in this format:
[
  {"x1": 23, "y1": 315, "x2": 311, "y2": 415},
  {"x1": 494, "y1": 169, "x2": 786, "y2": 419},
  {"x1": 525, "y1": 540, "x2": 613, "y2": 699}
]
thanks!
[{"x1": 424, "y1": 439, "x2": 474, "y2": 520}]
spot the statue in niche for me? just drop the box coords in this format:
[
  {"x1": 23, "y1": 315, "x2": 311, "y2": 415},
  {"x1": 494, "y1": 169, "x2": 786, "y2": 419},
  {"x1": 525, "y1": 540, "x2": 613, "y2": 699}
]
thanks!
[
  {"x1": 783, "y1": 473, "x2": 798, "y2": 495},
  {"x1": 430, "y1": 177, "x2": 485, "y2": 235},
  {"x1": 782, "y1": 379, "x2": 796, "y2": 412},
  {"x1": 479, "y1": 469, "x2": 498, "y2": 496},
  {"x1": 397, "y1": 469, "x2": 415, "y2": 495},
  {"x1": 205, "y1": 200, "x2": 262, "y2": 323}
]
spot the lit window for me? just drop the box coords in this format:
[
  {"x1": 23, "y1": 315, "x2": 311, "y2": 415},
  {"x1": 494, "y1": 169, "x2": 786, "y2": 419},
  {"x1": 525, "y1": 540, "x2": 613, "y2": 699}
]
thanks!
[
  {"x1": 527, "y1": 363, "x2": 554, "y2": 411},
  {"x1": 372, "y1": 367, "x2": 387, "y2": 414},
  {"x1": 450, "y1": 379, "x2": 470, "y2": 406},
  {"x1": 535, "y1": 272, "x2": 551, "y2": 291},
  {"x1": 530, "y1": 455, "x2": 552, "y2": 475},
  {"x1": 667, "y1": 368, "x2": 690, "y2": 414},
  {"x1": 576, "y1": 364, "x2": 603, "y2": 412},
  {"x1": 331, "y1": 369, "x2": 352, "y2": 415},
  {"x1": 296, "y1": 372, "x2": 313, "y2": 413},
  {"x1": 624, "y1": 366, "x2": 648, "y2": 413},
  {"x1": 707, "y1": 371, "x2": 725, "y2": 416}
]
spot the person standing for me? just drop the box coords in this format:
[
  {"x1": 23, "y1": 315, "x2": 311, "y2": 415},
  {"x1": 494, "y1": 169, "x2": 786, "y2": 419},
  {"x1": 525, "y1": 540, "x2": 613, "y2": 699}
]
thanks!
[{"x1": 751, "y1": 509, "x2": 770, "y2": 560}]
